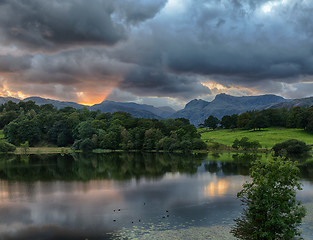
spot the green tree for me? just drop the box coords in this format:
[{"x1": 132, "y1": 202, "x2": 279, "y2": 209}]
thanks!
[
  {"x1": 79, "y1": 138, "x2": 94, "y2": 152},
  {"x1": 192, "y1": 138, "x2": 207, "y2": 150},
  {"x1": 74, "y1": 121, "x2": 97, "y2": 140},
  {"x1": 250, "y1": 112, "x2": 270, "y2": 130},
  {"x1": 0, "y1": 141, "x2": 16, "y2": 153},
  {"x1": 237, "y1": 112, "x2": 251, "y2": 129},
  {"x1": 18, "y1": 119, "x2": 41, "y2": 146},
  {"x1": 231, "y1": 158, "x2": 306, "y2": 240},
  {"x1": 220, "y1": 114, "x2": 238, "y2": 129},
  {"x1": 143, "y1": 128, "x2": 163, "y2": 150},
  {"x1": 203, "y1": 115, "x2": 220, "y2": 129}
]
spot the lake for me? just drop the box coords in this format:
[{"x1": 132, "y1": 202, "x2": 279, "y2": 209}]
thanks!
[{"x1": 0, "y1": 153, "x2": 313, "y2": 240}]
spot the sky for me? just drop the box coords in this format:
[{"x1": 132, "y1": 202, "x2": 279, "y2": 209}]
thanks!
[{"x1": 0, "y1": 0, "x2": 313, "y2": 109}]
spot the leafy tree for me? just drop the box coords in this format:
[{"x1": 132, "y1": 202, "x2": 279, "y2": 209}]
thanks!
[
  {"x1": 203, "y1": 115, "x2": 220, "y2": 129},
  {"x1": 143, "y1": 128, "x2": 163, "y2": 150},
  {"x1": 0, "y1": 141, "x2": 16, "y2": 152},
  {"x1": 250, "y1": 112, "x2": 270, "y2": 130},
  {"x1": 220, "y1": 114, "x2": 238, "y2": 129},
  {"x1": 4, "y1": 122, "x2": 19, "y2": 145},
  {"x1": 179, "y1": 140, "x2": 192, "y2": 152},
  {"x1": 286, "y1": 106, "x2": 308, "y2": 129},
  {"x1": 237, "y1": 112, "x2": 251, "y2": 129},
  {"x1": 74, "y1": 121, "x2": 97, "y2": 140},
  {"x1": 99, "y1": 131, "x2": 120, "y2": 150},
  {"x1": 18, "y1": 119, "x2": 41, "y2": 146},
  {"x1": 0, "y1": 110, "x2": 18, "y2": 128},
  {"x1": 306, "y1": 115, "x2": 313, "y2": 133},
  {"x1": 48, "y1": 120, "x2": 73, "y2": 146},
  {"x1": 192, "y1": 138, "x2": 207, "y2": 150},
  {"x1": 79, "y1": 138, "x2": 95, "y2": 152},
  {"x1": 231, "y1": 158, "x2": 306, "y2": 240},
  {"x1": 157, "y1": 136, "x2": 177, "y2": 151}
]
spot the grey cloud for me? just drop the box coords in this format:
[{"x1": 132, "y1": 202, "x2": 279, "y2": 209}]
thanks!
[
  {"x1": 106, "y1": 88, "x2": 139, "y2": 102},
  {"x1": 20, "y1": 49, "x2": 130, "y2": 85},
  {"x1": 0, "y1": 54, "x2": 32, "y2": 72},
  {"x1": 112, "y1": 0, "x2": 313, "y2": 92},
  {"x1": 120, "y1": 67, "x2": 211, "y2": 99},
  {"x1": 0, "y1": 0, "x2": 167, "y2": 51},
  {"x1": 5, "y1": 49, "x2": 130, "y2": 101},
  {"x1": 116, "y1": 0, "x2": 168, "y2": 24},
  {"x1": 1, "y1": 0, "x2": 313, "y2": 104}
]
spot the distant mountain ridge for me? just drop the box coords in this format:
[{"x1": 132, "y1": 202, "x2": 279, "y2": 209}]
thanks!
[
  {"x1": 0, "y1": 96, "x2": 176, "y2": 119},
  {"x1": 89, "y1": 100, "x2": 175, "y2": 119},
  {"x1": 23, "y1": 97, "x2": 85, "y2": 110},
  {"x1": 269, "y1": 96, "x2": 313, "y2": 109},
  {"x1": 0, "y1": 97, "x2": 20, "y2": 105},
  {"x1": 170, "y1": 93, "x2": 288, "y2": 126},
  {"x1": 1, "y1": 94, "x2": 313, "y2": 125}
]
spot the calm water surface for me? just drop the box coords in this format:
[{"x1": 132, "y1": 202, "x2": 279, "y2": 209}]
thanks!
[{"x1": 0, "y1": 153, "x2": 313, "y2": 240}]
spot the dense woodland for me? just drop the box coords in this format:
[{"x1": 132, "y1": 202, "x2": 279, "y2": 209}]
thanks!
[
  {"x1": 0, "y1": 101, "x2": 207, "y2": 151},
  {"x1": 202, "y1": 106, "x2": 313, "y2": 133}
]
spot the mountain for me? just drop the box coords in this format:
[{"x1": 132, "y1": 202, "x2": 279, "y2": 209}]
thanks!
[
  {"x1": 90, "y1": 100, "x2": 176, "y2": 119},
  {"x1": 270, "y1": 96, "x2": 313, "y2": 109},
  {"x1": 6, "y1": 93, "x2": 313, "y2": 125},
  {"x1": 0, "y1": 96, "x2": 175, "y2": 119},
  {"x1": 171, "y1": 93, "x2": 287, "y2": 126},
  {"x1": 0, "y1": 97, "x2": 20, "y2": 105},
  {"x1": 23, "y1": 97, "x2": 176, "y2": 119},
  {"x1": 23, "y1": 97, "x2": 86, "y2": 109}
]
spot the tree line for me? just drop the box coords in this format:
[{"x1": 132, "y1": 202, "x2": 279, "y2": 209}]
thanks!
[
  {"x1": 202, "y1": 106, "x2": 313, "y2": 132},
  {"x1": 0, "y1": 101, "x2": 207, "y2": 151}
]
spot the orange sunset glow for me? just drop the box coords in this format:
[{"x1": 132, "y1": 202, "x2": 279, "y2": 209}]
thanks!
[{"x1": 204, "y1": 179, "x2": 229, "y2": 197}]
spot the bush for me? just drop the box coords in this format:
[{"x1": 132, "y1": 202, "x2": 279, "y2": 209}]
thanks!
[
  {"x1": 272, "y1": 139, "x2": 311, "y2": 157},
  {"x1": 0, "y1": 141, "x2": 16, "y2": 152},
  {"x1": 232, "y1": 137, "x2": 261, "y2": 151}
]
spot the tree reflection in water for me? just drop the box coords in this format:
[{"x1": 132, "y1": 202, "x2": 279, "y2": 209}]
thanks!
[
  {"x1": 0, "y1": 152, "x2": 207, "y2": 181},
  {"x1": 0, "y1": 152, "x2": 312, "y2": 182}
]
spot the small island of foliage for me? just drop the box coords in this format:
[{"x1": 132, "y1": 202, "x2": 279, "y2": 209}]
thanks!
[{"x1": 0, "y1": 101, "x2": 207, "y2": 152}]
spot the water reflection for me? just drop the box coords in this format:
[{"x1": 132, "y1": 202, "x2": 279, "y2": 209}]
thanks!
[
  {"x1": 204, "y1": 179, "x2": 229, "y2": 197},
  {"x1": 0, "y1": 153, "x2": 207, "y2": 182},
  {"x1": 0, "y1": 152, "x2": 313, "y2": 239}
]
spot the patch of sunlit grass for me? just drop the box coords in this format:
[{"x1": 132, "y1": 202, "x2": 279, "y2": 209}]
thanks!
[{"x1": 201, "y1": 127, "x2": 313, "y2": 149}]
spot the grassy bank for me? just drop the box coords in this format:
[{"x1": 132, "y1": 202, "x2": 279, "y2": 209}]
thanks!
[
  {"x1": 14, "y1": 147, "x2": 74, "y2": 154},
  {"x1": 200, "y1": 127, "x2": 313, "y2": 149}
]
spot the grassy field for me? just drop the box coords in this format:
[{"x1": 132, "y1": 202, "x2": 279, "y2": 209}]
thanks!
[{"x1": 200, "y1": 127, "x2": 313, "y2": 149}]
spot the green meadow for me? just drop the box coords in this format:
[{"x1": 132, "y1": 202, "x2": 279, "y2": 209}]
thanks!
[{"x1": 200, "y1": 127, "x2": 313, "y2": 149}]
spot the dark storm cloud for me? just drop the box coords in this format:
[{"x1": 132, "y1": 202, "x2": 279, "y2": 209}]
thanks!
[
  {"x1": 0, "y1": 0, "x2": 167, "y2": 51},
  {"x1": 0, "y1": 54, "x2": 31, "y2": 72},
  {"x1": 16, "y1": 49, "x2": 130, "y2": 85},
  {"x1": 121, "y1": 67, "x2": 210, "y2": 99},
  {"x1": 1, "y1": 0, "x2": 313, "y2": 103},
  {"x1": 112, "y1": 0, "x2": 313, "y2": 94}
]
